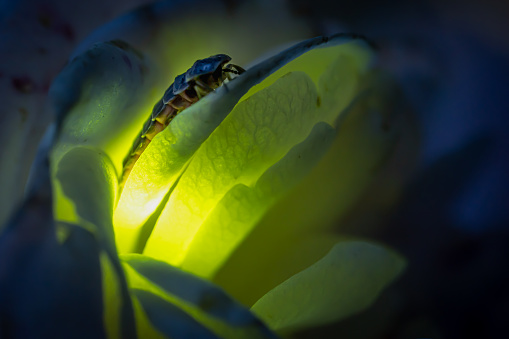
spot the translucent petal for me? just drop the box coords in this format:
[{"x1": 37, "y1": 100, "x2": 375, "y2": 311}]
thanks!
[
  {"x1": 123, "y1": 254, "x2": 276, "y2": 339},
  {"x1": 133, "y1": 289, "x2": 220, "y2": 339},
  {"x1": 55, "y1": 147, "x2": 135, "y2": 338},
  {"x1": 50, "y1": 41, "x2": 161, "y2": 175},
  {"x1": 55, "y1": 147, "x2": 117, "y2": 251},
  {"x1": 180, "y1": 122, "x2": 336, "y2": 278},
  {"x1": 213, "y1": 74, "x2": 411, "y2": 306},
  {"x1": 143, "y1": 71, "x2": 320, "y2": 263},
  {"x1": 116, "y1": 35, "x2": 373, "y2": 256},
  {"x1": 251, "y1": 241, "x2": 406, "y2": 332},
  {"x1": 0, "y1": 0, "x2": 155, "y2": 227}
]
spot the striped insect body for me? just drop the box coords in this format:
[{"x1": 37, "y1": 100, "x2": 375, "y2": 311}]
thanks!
[{"x1": 119, "y1": 54, "x2": 245, "y2": 189}]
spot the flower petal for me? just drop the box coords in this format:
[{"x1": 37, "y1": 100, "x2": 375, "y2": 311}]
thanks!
[
  {"x1": 47, "y1": 39, "x2": 161, "y2": 253},
  {"x1": 55, "y1": 147, "x2": 117, "y2": 249},
  {"x1": 50, "y1": 40, "x2": 161, "y2": 176},
  {"x1": 143, "y1": 71, "x2": 321, "y2": 263},
  {"x1": 179, "y1": 122, "x2": 336, "y2": 278},
  {"x1": 212, "y1": 72, "x2": 411, "y2": 307},
  {"x1": 55, "y1": 147, "x2": 135, "y2": 338},
  {"x1": 138, "y1": 35, "x2": 373, "y2": 263},
  {"x1": 113, "y1": 67, "x2": 257, "y2": 253},
  {"x1": 250, "y1": 241, "x2": 406, "y2": 332},
  {"x1": 133, "y1": 289, "x2": 220, "y2": 339},
  {"x1": 0, "y1": 0, "x2": 155, "y2": 227},
  {"x1": 0, "y1": 132, "x2": 107, "y2": 336},
  {"x1": 123, "y1": 254, "x2": 276, "y2": 339}
]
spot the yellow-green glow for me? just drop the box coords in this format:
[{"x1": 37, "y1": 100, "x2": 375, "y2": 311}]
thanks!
[
  {"x1": 46, "y1": 36, "x2": 412, "y2": 335},
  {"x1": 114, "y1": 179, "x2": 169, "y2": 253},
  {"x1": 135, "y1": 43, "x2": 372, "y2": 271},
  {"x1": 51, "y1": 38, "x2": 392, "y2": 294},
  {"x1": 239, "y1": 42, "x2": 371, "y2": 108},
  {"x1": 112, "y1": 94, "x2": 219, "y2": 253},
  {"x1": 52, "y1": 147, "x2": 118, "y2": 234},
  {"x1": 180, "y1": 123, "x2": 337, "y2": 278},
  {"x1": 111, "y1": 7, "x2": 312, "y2": 248},
  {"x1": 112, "y1": 7, "x2": 314, "y2": 253},
  {"x1": 143, "y1": 71, "x2": 320, "y2": 265},
  {"x1": 212, "y1": 75, "x2": 405, "y2": 306},
  {"x1": 251, "y1": 241, "x2": 406, "y2": 332},
  {"x1": 52, "y1": 179, "x2": 80, "y2": 225}
]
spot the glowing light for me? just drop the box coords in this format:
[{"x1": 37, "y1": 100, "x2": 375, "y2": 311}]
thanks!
[
  {"x1": 44, "y1": 35, "x2": 409, "y2": 336},
  {"x1": 116, "y1": 41, "x2": 374, "y2": 276}
]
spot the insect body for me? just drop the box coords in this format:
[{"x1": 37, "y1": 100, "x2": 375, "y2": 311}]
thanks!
[{"x1": 119, "y1": 54, "x2": 245, "y2": 189}]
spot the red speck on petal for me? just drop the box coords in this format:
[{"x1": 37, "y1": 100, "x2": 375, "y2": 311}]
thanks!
[
  {"x1": 12, "y1": 77, "x2": 35, "y2": 94},
  {"x1": 57, "y1": 23, "x2": 75, "y2": 42}
]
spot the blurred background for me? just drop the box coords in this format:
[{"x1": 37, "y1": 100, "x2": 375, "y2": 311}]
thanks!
[
  {"x1": 1, "y1": 0, "x2": 507, "y2": 338},
  {"x1": 293, "y1": 1, "x2": 509, "y2": 338}
]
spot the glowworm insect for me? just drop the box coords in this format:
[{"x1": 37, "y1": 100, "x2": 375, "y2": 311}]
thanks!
[{"x1": 119, "y1": 54, "x2": 245, "y2": 189}]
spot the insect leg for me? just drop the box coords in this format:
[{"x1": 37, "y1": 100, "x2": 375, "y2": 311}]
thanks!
[
  {"x1": 195, "y1": 79, "x2": 213, "y2": 91},
  {"x1": 224, "y1": 64, "x2": 246, "y2": 76},
  {"x1": 179, "y1": 90, "x2": 195, "y2": 103},
  {"x1": 155, "y1": 105, "x2": 175, "y2": 124},
  {"x1": 144, "y1": 121, "x2": 165, "y2": 140}
]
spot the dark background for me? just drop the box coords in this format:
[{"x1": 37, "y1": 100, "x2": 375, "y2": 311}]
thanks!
[
  {"x1": 1, "y1": 0, "x2": 508, "y2": 338},
  {"x1": 290, "y1": 0, "x2": 509, "y2": 338}
]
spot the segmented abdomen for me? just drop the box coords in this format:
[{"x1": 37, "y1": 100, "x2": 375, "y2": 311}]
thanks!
[{"x1": 119, "y1": 54, "x2": 244, "y2": 189}]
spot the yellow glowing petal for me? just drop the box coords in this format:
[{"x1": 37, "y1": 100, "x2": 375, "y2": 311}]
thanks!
[
  {"x1": 113, "y1": 85, "x2": 248, "y2": 253},
  {"x1": 143, "y1": 71, "x2": 321, "y2": 264},
  {"x1": 142, "y1": 41, "x2": 373, "y2": 267},
  {"x1": 251, "y1": 241, "x2": 406, "y2": 332},
  {"x1": 239, "y1": 40, "x2": 372, "y2": 109},
  {"x1": 54, "y1": 147, "x2": 117, "y2": 242},
  {"x1": 115, "y1": 36, "x2": 374, "y2": 263},
  {"x1": 256, "y1": 73, "x2": 407, "y2": 236},
  {"x1": 213, "y1": 74, "x2": 410, "y2": 306},
  {"x1": 191, "y1": 55, "x2": 372, "y2": 281},
  {"x1": 52, "y1": 180, "x2": 80, "y2": 225},
  {"x1": 216, "y1": 234, "x2": 344, "y2": 307},
  {"x1": 114, "y1": 37, "x2": 310, "y2": 253},
  {"x1": 180, "y1": 122, "x2": 336, "y2": 278}
]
